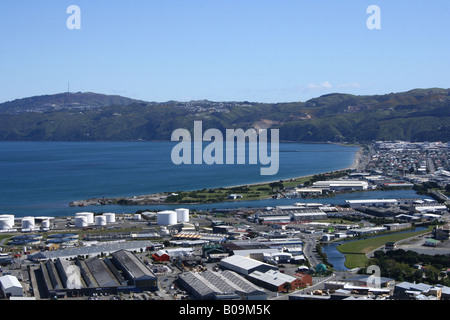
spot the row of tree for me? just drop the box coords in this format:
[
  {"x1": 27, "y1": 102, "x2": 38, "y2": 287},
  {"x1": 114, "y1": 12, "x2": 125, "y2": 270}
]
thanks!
[{"x1": 366, "y1": 249, "x2": 450, "y2": 286}]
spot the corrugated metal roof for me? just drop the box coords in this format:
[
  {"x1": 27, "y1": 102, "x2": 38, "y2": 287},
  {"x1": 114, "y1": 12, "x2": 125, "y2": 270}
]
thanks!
[
  {"x1": 112, "y1": 250, "x2": 155, "y2": 281},
  {"x1": 0, "y1": 275, "x2": 22, "y2": 289},
  {"x1": 248, "y1": 269, "x2": 296, "y2": 286}
]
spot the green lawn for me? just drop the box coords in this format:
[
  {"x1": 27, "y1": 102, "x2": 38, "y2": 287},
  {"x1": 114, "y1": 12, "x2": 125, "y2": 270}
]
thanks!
[
  {"x1": 337, "y1": 226, "x2": 433, "y2": 269},
  {"x1": 343, "y1": 254, "x2": 369, "y2": 269}
]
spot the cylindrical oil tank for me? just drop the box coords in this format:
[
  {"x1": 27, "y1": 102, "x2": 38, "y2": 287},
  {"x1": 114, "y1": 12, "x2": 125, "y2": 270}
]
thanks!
[
  {"x1": 176, "y1": 208, "x2": 190, "y2": 223},
  {"x1": 21, "y1": 216, "x2": 35, "y2": 229},
  {"x1": 41, "y1": 219, "x2": 50, "y2": 229},
  {"x1": 157, "y1": 210, "x2": 177, "y2": 226},
  {"x1": 0, "y1": 217, "x2": 11, "y2": 231},
  {"x1": 75, "y1": 216, "x2": 88, "y2": 228},
  {"x1": 103, "y1": 213, "x2": 116, "y2": 223},
  {"x1": 95, "y1": 215, "x2": 107, "y2": 226},
  {"x1": 133, "y1": 214, "x2": 142, "y2": 220},
  {"x1": 0, "y1": 215, "x2": 14, "y2": 230},
  {"x1": 76, "y1": 212, "x2": 94, "y2": 224}
]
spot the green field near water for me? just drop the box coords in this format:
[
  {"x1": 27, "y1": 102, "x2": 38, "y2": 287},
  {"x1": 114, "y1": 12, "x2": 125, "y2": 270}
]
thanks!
[{"x1": 337, "y1": 226, "x2": 433, "y2": 269}]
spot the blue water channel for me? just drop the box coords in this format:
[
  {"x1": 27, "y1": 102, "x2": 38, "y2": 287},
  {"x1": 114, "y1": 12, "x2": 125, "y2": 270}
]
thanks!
[{"x1": 320, "y1": 226, "x2": 429, "y2": 271}]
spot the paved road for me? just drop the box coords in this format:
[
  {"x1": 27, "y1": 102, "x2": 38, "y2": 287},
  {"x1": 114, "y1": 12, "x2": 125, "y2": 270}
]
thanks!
[{"x1": 302, "y1": 234, "x2": 321, "y2": 267}]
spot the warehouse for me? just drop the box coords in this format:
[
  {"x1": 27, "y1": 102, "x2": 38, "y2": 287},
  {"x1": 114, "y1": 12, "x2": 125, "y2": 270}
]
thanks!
[
  {"x1": 111, "y1": 249, "x2": 158, "y2": 291},
  {"x1": 28, "y1": 240, "x2": 154, "y2": 261},
  {"x1": 152, "y1": 250, "x2": 170, "y2": 262},
  {"x1": 254, "y1": 211, "x2": 291, "y2": 223},
  {"x1": 312, "y1": 180, "x2": 369, "y2": 191},
  {"x1": 177, "y1": 270, "x2": 267, "y2": 300},
  {"x1": 0, "y1": 275, "x2": 23, "y2": 298},
  {"x1": 39, "y1": 256, "x2": 129, "y2": 298},
  {"x1": 290, "y1": 209, "x2": 328, "y2": 221},
  {"x1": 247, "y1": 270, "x2": 307, "y2": 292},
  {"x1": 38, "y1": 249, "x2": 157, "y2": 298},
  {"x1": 218, "y1": 255, "x2": 277, "y2": 276},
  {"x1": 345, "y1": 199, "x2": 398, "y2": 208}
]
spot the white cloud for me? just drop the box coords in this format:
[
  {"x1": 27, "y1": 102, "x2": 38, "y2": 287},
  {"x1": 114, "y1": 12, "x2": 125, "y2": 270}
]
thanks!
[
  {"x1": 307, "y1": 81, "x2": 333, "y2": 90},
  {"x1": 305, "y1": 81, "x2": 362, "y2": 91}
]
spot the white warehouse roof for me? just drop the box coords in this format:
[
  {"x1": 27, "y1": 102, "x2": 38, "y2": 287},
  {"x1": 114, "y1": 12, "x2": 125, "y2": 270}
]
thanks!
[
  {"x1": 0, "y1": 275, "x2": 22, "y2": 290},
  {"x1": 248, "y1": 269, "x2": 297, "y2": 287}
]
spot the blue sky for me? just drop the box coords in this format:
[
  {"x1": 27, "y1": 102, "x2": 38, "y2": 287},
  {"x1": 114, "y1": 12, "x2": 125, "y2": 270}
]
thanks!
[{"x1": 1, "y1": 0, "x2": 449, "y2": 103}]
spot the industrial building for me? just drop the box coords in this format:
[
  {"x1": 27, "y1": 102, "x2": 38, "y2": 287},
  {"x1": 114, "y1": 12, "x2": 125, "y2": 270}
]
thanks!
[
  {"x1": 177, "y1": 270, "x2": 267, "y2": 300},
  {"x1": 255, "y1": 206, "x2": 327, "y2": 223},
  {"x1": 218, "y1": 255, "x2": 277, "y2": 276},
  {"x1": 288, "y1": 208, "x2": 328, "y2": 221},
  {"x1": 312, "y1": 180, "x2": 369, "y2": 191},
  {"x1": 345, "y1": 199, "x2": 399, "y2": 208},
  {"x1": 247, "y1": 269, "x2": 311, "y2": 292},
  {"x1": 111, "y1": 250, "x2": 158, "y2": 290},
  {"x1": 28, "y1": 240, "x2": 155, "y2": 261},
  {"x1": 394, "y1": 282, "x2": 446, "y2": 300},
  {"x1": 38, "y1": 249, "x2": 157, "y2": 298},
  {"x1": 0, "y1": 275, "x2": 23, "y2": 298},
  {"x1": 152, "y1": 248, "x2": 194, "y2": 262}
]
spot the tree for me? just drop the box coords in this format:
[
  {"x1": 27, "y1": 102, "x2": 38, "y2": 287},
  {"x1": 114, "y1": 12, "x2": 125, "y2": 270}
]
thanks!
[
  {"x1": 269, "y1": 182, "x2": 284, "y2": 192},
  {"x1": 424, "y1": 266, "x2": 440, "y2": 284},
  {"x1": 283, "y1": 282, "x2": 292, "y2": 293}
]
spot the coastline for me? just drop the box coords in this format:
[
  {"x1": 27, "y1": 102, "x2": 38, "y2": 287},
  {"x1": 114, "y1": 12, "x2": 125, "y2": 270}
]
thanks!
[
  {"x1": 70, "y1": 145, "x2": 364, "y2": 207},
  {"x1": 218, "y1": 144, "x2": 363, "y2": 190}
]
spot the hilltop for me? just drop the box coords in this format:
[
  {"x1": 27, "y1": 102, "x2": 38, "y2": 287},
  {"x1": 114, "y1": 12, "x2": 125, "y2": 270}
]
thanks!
[{"x1": 0, "y1": 88, "x2": 449, "y2": 142}]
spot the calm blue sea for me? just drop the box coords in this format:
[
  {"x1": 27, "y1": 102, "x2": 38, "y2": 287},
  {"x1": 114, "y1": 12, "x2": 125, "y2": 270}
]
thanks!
[{"x1": 0, "y1": 141, "x2": 426, "y2": 218}]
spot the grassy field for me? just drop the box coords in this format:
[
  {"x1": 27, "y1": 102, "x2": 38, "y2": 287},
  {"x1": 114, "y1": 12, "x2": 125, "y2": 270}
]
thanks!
[
  {"x1": 165, "y1": 175, "x2": 315, "y2": 204},
  {"x1": 337, "y1": 226, "x2": 433, "y2": 269},
  {"x1": 165, "y1": 170, "x2": 351, "y2": 204}
]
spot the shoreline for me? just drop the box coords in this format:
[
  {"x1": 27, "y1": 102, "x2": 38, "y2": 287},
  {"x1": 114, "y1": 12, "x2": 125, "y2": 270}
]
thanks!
[
  {"x1": 215, "y1": 145, "x2": 363, "y2": 190},
  {"x1": 70, "y1": 146, "x2": 364, "y2": 207}
]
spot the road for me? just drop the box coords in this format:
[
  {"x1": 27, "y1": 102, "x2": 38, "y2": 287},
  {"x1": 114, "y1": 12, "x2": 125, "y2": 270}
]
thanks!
[{"x1": 301, "y1": 234, "x2": 321, "y2": 267}]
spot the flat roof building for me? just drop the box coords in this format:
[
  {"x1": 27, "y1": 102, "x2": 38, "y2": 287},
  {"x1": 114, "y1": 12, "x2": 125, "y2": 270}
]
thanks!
[
  {"x1": 219, "y1": 255, "x2": 277, "y2": 276},
  {"x1": 312, "y1": 180, "x2": 369, "y2": 191},
  {"x1": 178, "y1": 270, "x2": 267, "y2": 300},
  {"x1": 28, "y1": 240, "x2": 154, "y2": 261},
  {"x1": 247, "y1": 270, "x2": 310, "y2": 292}
]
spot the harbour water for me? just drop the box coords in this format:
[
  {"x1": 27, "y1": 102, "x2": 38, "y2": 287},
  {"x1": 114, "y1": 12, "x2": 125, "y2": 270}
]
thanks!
[
  {"x1": 0, "y1": 141, "x2": 430, "y2": 218},
  {"x1": 0, "y1": 141, "x2": 358, "y2": 217}
]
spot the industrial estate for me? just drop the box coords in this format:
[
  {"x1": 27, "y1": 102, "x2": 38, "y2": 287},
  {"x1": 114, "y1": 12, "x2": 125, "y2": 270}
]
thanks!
[{"x1": 0, "y1": 141, "x2": 450, "y2": 301}]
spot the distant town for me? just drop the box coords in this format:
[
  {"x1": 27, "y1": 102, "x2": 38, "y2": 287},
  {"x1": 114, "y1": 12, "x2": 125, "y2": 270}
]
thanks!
[{"x1": 0, "y1": 140, "x2": 449, "y2": 301}]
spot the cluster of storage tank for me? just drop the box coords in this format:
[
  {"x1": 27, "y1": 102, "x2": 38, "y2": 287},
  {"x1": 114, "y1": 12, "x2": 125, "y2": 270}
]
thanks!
[
  {"x1": 157, "y1": 208, "x2": 190, "y2": 226},
  {"x1": 0, "y1": 215, "x2": 54, "y2": 232},
  {"x1": 75, "y1": 212, "x2": 116, "y2": 228}
]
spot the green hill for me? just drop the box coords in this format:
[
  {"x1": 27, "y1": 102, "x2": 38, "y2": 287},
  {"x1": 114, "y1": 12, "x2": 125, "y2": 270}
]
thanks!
[{"x1": 0, "y1": 88, "x2": 449, "y2": 142}]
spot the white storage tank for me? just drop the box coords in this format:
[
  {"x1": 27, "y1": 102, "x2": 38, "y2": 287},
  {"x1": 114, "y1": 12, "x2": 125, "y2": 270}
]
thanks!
[
  {"x1": 157, "y1": 210, "x2": 177, "y2": 226},
  {"x1": 103, "y1": 213, "x2": 116, "y2": 223},
  {"x1": 0, "y1": 215, "x2": 15, "y2": 229},
  {"x1": 75, "y1": 216, "x2": 88, "y2": 228},
  {"x1": 21, "y1": 217, "x2": 35, "y2": 229},
  {"x1": 95, "y1": 215, "x2": 107, "y2": 226},
  {"x1": 0, "y1": 217, "x2": 11, "y2": 231},
  {"x1": 41, "y1": 219, "x2": 50, "y2": 229},
  {"x1": 133, "y1": 214, "x2": 142, "y2": 220},
  {"x1": 176, "y1": 208, "x2": 190, "y2": 223},
  {"x1": 76, "y1": 212, "x2": 94, "y2": 224}
]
